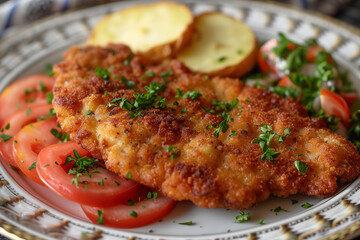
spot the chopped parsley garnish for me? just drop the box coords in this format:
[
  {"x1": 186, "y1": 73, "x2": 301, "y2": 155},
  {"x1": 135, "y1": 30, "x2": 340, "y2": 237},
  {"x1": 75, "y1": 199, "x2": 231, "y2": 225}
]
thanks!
[
  {"x1": 237, "y1": 49, "x2": 243, "y2": 54},
  {"x1": 98, "y1": 178, "x2": 104, "y2": 186},
  {"x1": 179, "y1": 221, "x2": 193, "y2": 225},
  {"x1": 294, "y1": 161, "x2": 308, "y2": 174},
  {"x1": 127, "y1": 200, "x2": 136, "y2": 206},
  {"x1": 269, "y1": 85, "x2": 301, "y2": 100},
  {"x1": 301, "y1": 203, "x2": 313, "y2": 209},
  {"x1": 46, "y1": 92, "x2": 53, "y2": 104},
  {"x1": 126, "y1": 171, "x2": 132, "y2": 179},
  {"x1": 95, "y1": 66, "x2": 111, "y2": 80},
  {"x1": 86, "y1": 110, "x2": 93, "y2": 115},
  {"x1": 97, "y1": 210, "x2": 104, "y2": 224},
  {"x1": 230, "y1": 130, "x2": 237, "y2": 137},
  {"x1": 24, "y1": 88, "x2": 36, "y2": 95},
  {"x1": 42, "y1": 164, "x2": 50, "y2": 168},
  {"x1": 5, "y1": 123, "x2": 10, "y2": 130},
  {"x1": 114, "y1": 180, "x2": 120, "y2": 186},
  {"x1": 347, "y1": 110, "x2": 360, "y2": 153},
  {"x1": 234, "y1": 211, "x2": 250, "y2": 223},
  {"x1": 159, "y1": 71, "x2": 173, "y2": 82},
  {"x1": 26, "y1": 108, "x2": 32, "y2": 116},
  {"x1": 124, "y1": 54, "x2": 133, "y2": 66},
  {"x1": 50, "y1": 128, "x2": 69, "y2": 143},
  {"x1": 121, "y1": 75, "x2": 135, "y2": 89},
  {"x1": 176, "y1": 89, "x2": 202, "y2": 100},
  {"x1": 217, "y1": 56, "x2": 227, "y2": 62},
  {"x1": 142, "y1": 71, "x2": 155, "y2": 80},
  {"x1": 45, "y1": 63, "x2": 54, "y2": 77},
  {"x1": 129, "y1": 210, "x2": 138, "y2": 218},
  {"x1": 258, "y1": 219, "x2": 264, "y2": 225},
  {"x1": 108, "y1": 82, "x2": 166, "y2": 118},
  {"x1": 39, "y1": 82, "x2": 47, "y2": 92},
  {"x1": 180, "y1": 107, "x2": 187, "y2": 114},
  {"x1": 9, "y1": 165, "x2": 19, "y2": 172},
  {"x1": 291, "y1": 199, "x2": 299, "y2": 205},
  {"x1": 167, "y1": 145, "x2": 180, "y2": 161},
  {"x1": 28, "y1": 161, "x2": 37, "y2": 170},
  {"x1": 146, "y1": 191, "x2": 158, "y2": 200},
  {"x1": 65, "y1": 150, "x2": 99, "y2": 187},
  {"x1": 0, "y1": 134, "x2": 12, "y2": 142},
  {"x1": 252, "y1": 124, "x2": 283, "y2": 162},
  {"x1": 271, "y1": 206, "x2": 288, "y2": 215},
  {"x1": 38, "y1": 108, "x2": 56, "y2": 121}
]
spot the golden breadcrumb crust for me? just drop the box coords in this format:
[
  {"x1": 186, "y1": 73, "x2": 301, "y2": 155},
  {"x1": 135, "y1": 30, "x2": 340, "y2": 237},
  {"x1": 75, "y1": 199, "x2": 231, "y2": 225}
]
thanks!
[{"x1": 53, "y1": 45, "x2": 360, "y2": 209}]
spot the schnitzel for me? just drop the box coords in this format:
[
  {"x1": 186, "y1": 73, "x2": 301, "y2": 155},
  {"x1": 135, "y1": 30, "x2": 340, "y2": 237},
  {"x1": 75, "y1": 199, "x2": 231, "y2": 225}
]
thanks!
[{"x1": 53, "y1": 44, "x2": 360, "y2": 209}]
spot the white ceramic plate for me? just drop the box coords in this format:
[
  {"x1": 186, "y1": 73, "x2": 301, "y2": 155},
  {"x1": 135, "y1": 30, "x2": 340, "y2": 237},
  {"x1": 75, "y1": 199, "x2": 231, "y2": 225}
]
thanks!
[{"x1": 1, "y1": 1, "x2": 360, "y2": 239}]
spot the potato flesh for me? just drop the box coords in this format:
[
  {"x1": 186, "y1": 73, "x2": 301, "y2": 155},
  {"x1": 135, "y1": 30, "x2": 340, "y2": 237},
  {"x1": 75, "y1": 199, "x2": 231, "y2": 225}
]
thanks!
[
  {"x1": 178, "y1": 13, "x2": 256, "y2": 72},
  {"x1": 90, "y1": 3, "x2": 193, "y2": 52}
]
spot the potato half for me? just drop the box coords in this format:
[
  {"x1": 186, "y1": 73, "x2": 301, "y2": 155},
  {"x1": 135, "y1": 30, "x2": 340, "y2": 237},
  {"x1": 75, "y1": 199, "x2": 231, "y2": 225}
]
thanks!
[
  {"x1": 88, "y1": 2, "x2": 194, "y2": 62},
  {"x1": 177, "y1": 12, "x2": 258, "y2": 78}
]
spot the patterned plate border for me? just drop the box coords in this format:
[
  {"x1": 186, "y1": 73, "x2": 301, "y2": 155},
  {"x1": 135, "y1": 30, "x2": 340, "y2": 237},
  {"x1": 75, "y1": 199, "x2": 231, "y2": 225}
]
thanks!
[{"x1": 1, "y1": 0, "x2": 360, "y2": 239}]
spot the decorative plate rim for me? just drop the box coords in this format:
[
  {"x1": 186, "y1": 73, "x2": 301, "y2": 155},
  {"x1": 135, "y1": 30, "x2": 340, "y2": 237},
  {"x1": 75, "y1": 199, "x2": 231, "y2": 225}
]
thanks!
[{"x1": 1, "y1": 1, "x2": 360, "y2": 239}]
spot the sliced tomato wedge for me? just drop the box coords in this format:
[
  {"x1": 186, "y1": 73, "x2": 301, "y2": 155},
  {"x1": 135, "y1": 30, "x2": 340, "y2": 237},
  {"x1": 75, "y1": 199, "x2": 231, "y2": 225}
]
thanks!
[
  {"x1": 0, "y1": 104, "x2": 53, "y2": 167},
  {"x1": 37, "y1": 141, "x2": 140, "y2": 207},
  {"x1": 320, "y1": 89, "x2": 351, "y2": 125},
  {"x1": 81, "y1": 192, "x2": 175, "y2": 228},
  {"x1": 278, "y1": 76, "x2": 297, "y2": 88},
  {"x1": 258, "y1": 39, "x2": 281, "y2": 78},
  {"x1": 340, "y1": 92, "x2": 358, "y2": 107},
  {"x1": 0, "y1": 74, "x2": 54, "y2": 126},
  {"x1": 306, "y1": 45, "x2": 323, "y2": 62},
  {"x1": 13, "y1": 117, "x2": 60, "y2": 186}
]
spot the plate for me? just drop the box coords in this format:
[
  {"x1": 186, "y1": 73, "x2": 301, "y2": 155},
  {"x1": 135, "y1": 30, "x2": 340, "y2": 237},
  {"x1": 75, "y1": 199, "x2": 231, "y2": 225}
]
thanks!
[{"x1": 1, "y1": 1, "x2": 360, "y2": 239}]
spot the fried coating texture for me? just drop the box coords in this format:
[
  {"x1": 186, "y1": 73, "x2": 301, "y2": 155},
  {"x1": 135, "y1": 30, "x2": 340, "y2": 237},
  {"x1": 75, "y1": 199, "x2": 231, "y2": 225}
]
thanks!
[{"x1": 53, "y1": 45, "x2": 360, "y2": 209}]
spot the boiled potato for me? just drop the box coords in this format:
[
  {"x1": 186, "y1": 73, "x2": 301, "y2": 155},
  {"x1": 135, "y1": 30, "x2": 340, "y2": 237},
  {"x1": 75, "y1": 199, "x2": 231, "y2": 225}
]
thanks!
[
  {"x1": 177, "y1": 12, "x2": 258, "y2": 78},
  {"x1": 88, "y1": 2, "x2": 194, "y2": 62}
]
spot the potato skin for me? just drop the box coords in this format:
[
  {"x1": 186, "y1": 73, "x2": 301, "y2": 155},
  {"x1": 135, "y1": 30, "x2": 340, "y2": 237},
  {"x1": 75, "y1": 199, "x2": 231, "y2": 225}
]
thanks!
[
  {"x1": 88, "y1": 2, "x2": 194, "y2": 63},
  {"x1": 53, "y1": 45, "x2": 360, "y2": 210}
]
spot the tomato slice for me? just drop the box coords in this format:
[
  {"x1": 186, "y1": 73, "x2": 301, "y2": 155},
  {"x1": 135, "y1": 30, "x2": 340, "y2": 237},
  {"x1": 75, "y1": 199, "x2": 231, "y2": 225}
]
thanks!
[
  {"x1": 13, "y1": 117, "x2": 60, "y2": 186},
  {"x1": 0, "y1": 74, "x2": 54, "y2": 126},
  {"x1": 37, "y1": 141, "x2": 140, "y2": 207},
  {"x1": 0, "y1": 104, "x2": 53, "y2": 167},
  {"x1": 340, "y1": 92, "x2": 358, "y2": 107},
  {"x1": 81, "y1": 192, "x2": 175, "y2": 228},
  {"x1": 320, "y1": 89, "x2": 351, "y2": 125},
  {"x1": 258, "y1": 39, "x2": 281, "y2": 78},
  {"x1": 306, "y1": 45, "x2": 323, "y2": 62},
  {"x1": 278, "y1": 76, "x2": 297, "y2": 88}
]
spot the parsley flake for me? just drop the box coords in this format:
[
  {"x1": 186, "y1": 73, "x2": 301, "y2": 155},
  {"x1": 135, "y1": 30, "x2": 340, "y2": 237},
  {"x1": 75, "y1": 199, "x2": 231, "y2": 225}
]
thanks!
[
  {"x1": 252, "y1": 124, "x2": 281, "y2": 162},
  {"x1": 126, "y1": 171, "x2": 132, "y2": 179},
  {"x1": 129, "y1": 210, "x2": 138, "y2": 218},
  {"x1": 97, "y1": 210, "x2": 104, "y2": 224},
  {"x1": 179, "y1": 221, "x2": 193, "y2": 225},
  {"x1": 167, "y1": 145, "x2": 180, "y2": 161},
  {"x1": 217, "y1": 56, "x2": 227, "y2": 62},
  {"x1": 28, "y1": 161, "x2": 37, "y2": 170},
  {"x1": 230, "y1": 130, "x2": 237, "y2": 137},
  {"x1": 95, "y1": 66, "x2": 111, "y2": 80},
  {"x1": 5, "y1": 123, "x2": 10, "y2": 130},
  {"x1": 0, "y1": 134, "x2": 12, "y2": 142},
  {"x1": 294, "y1": 161, "x2": 308, "y2": 174},
  {"x1": 301, "y1": 203, "x2": 313, "y2": 209},
  {"x1": 45, "y1": 63, "x2": 54, "y2": 77},
  {"x1": 121, "y1": 75, "x2": 135, "y2": 89},
  {"x1": 124, "y1": 54, "x2": 133, "y2": 66},
  {"x1": 234, "y1": 211, "x2": 250, "y2": 223}
]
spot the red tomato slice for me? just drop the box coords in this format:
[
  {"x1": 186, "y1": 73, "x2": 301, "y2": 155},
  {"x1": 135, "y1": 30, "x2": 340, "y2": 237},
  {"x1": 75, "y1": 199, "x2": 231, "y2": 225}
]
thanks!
[
  {"x1": 306, "y1": 45, "x2": 323, "y2": 62},
  {"x1": 37, "y1": 141, "x2": 140, "y2": 207},
  {"x1": 13, "y1": 117, "x2": 60, "y2": 186},
  {"x1": 258, "y1": 39, "x2": 280, "y2": 78},
  {"x1": 81, "y1": 193, "x2": 175, "y2": 228},
  {"x1": 278, "y1": 76, "x2": 297, "y2": 88},
  {"x1": 320, "y1": 89, "x2": 351, "y2": 125},
  {"x1": 340, "y1": 92, "x2": 358, "y2": 107},
  {"x1": 0, "y1": 74, "x2": 54, "y2": 126},
  {"x1": 0, "y1": 104, "x2": 53, "y2": 167}
]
